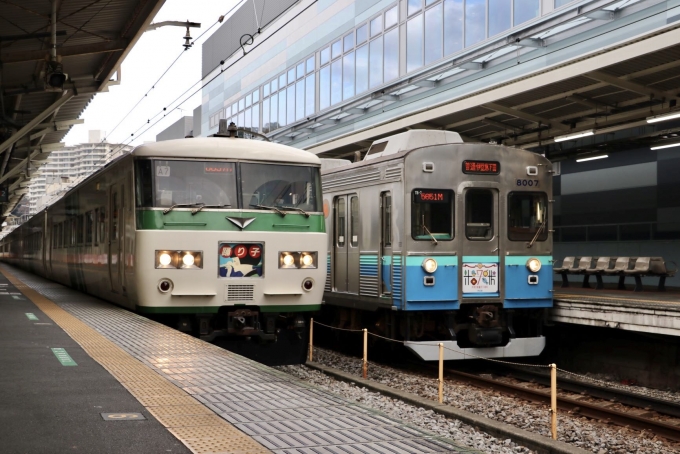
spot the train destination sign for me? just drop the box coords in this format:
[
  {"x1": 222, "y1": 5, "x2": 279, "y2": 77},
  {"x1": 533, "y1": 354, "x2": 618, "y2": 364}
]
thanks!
[
  {"x1": 462, "y1": 160, "x2": 500, "y2": 175},
  {"x1": 204, "y1": 163, "x2": 234, "y2": 174},
  {"x1": 413, "y1": 189, "x2": 451, "y2": 203}
]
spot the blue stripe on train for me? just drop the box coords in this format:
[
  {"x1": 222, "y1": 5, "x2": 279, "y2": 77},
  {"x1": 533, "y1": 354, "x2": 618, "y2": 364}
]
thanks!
[{"x1": 504, "y1": 256, "x2": 553, "y2": 308}]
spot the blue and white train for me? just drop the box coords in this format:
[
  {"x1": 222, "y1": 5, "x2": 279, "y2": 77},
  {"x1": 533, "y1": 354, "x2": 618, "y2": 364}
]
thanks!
[{"x1": 321, "y1": 131, "x2": 552, "y2": 360}]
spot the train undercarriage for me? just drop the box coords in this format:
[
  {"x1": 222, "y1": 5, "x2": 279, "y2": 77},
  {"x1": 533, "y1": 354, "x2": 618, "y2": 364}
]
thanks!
[{"x1": 320, "y1": 304, "x2": 546, "y2": 360}]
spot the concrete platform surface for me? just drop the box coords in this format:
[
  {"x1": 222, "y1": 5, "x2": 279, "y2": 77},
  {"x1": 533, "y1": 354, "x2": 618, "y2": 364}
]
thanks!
[{"x1": 0, "y1": 264, "x2": 476, "y2": 454}]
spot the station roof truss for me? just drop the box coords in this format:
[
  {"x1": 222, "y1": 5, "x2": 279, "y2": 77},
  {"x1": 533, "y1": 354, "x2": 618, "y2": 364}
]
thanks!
[
  {"x1": 267, "y1": 0, "x2": 680, "y2": 162},
  {"x1": 0, "y1": 0, "x2": 165, "y2": 221}
]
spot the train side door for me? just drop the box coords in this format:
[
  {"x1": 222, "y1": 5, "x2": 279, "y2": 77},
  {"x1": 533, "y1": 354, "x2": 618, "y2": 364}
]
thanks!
[
  {"x1": 333, "y1": 195, "x2": 359, "y2": 293},
  {"x1": 380, "y1": 191, "x2": 393, "y2": 296},
  {"x1": 108, "y1": 183, "x2": 125, "y2": 294},
  {"x1": 461, "y1": 188, "x2": 500, "y2": 298},
  {"x1": 333, "y1": 195, "x2": 360, "y2": 294}
]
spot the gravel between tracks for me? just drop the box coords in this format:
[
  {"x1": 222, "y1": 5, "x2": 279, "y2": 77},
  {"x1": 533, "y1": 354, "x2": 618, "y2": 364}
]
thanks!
[
  {"x1": 278, "y1": 363, "x2": 534, "y2": 454},
  {"x1": 277, "y1": 348, "x2": 679, "y2": 454}
]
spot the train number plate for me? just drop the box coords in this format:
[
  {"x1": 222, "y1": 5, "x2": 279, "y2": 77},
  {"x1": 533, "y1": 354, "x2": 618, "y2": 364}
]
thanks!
[
  {"x1": 218, "y1": 243, "x2": 263, "y2": 278},
  {"x1": 462, "y1": 263, "x2": 499, "y2": 293}
]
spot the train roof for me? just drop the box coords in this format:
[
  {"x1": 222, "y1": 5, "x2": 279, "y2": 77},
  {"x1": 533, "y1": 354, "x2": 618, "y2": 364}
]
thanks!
[{"x1": 131, "y1": 137, "x2": 320, "y2": 165}]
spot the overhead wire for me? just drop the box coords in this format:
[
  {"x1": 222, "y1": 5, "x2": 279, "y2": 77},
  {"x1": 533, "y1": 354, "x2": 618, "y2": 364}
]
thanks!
[{"x1": 26, "y1": 0, "x2": 318, "y2": 217}]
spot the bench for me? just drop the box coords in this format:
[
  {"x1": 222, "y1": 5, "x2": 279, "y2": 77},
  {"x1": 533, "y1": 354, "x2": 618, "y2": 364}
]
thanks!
[
  {"x1": 553, "y1": 256, "x2": 577, "y2": 288},
  {"x1": 602, "y1": 256, "x2": 633, "y2": 290},
  {"x1": 623, "y1": 257, "x2": 678, "y2": 292},
  {"x1": 566, "y1": 257, "x2": 595, "y2": 288},
  {"x1": 583, "y1": 256, "x2": 615, "y2": 289}
]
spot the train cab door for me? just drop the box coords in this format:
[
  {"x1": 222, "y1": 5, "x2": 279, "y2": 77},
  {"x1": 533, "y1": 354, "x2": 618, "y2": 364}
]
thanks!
[
  {"x1": 108, "y1": 183, "x2": 125, "y2": 295},
  {"x1": 380, "y1": 191, "x2": 393, "y2": 296},
  {"x1": 333, "y1": 195, "x2": 360, "y2": 294},
  {"x1": 461, "y1": 187, "x2": 500, "y2": 299}
]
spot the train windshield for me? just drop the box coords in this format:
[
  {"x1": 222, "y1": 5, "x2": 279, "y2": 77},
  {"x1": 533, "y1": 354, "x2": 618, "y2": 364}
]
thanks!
[
  {"x1": 241, "y1": 163, "x2": 322, "y2": 212},
  {"x1": 138, "y1": 160, "x2": 237, "y2": 207},
  {"x1": 507, "y1": 192, "x2": 548, "y2": 241},
  {"x1": 412, "y1": 189, "x2": 454, "y2": 241}
]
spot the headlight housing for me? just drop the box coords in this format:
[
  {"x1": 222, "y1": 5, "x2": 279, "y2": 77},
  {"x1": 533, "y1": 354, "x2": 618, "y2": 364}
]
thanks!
[
  {"x1": 155, "y1": 250, "x2": 203, "y2": 269},
  {"x1": 526, "y1": 257, "x2": 541, "y2": 273},
  {"x1": 279, "y1": 251, "x2": 318, "y2": 269},
  {"x1": 422, "y1": 258, "x2": 438, "y2": 273}
]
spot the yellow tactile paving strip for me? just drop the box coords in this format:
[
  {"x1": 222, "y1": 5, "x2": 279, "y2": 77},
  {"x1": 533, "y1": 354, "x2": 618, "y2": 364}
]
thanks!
[{"x1": 1, "y1": 268, "x2": 271, "y2": 454}]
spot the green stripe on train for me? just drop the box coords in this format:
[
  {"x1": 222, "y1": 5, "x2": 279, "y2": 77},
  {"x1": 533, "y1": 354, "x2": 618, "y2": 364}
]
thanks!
[
  {"x1": 136, "y1": 305, "x2": 321, "y2": 314},
  {"x1": 136, "y1": 210, "x2": 325, "y2": 233}
]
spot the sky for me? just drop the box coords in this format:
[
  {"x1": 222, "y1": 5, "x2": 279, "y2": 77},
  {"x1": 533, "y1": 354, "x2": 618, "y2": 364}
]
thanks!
[{"x1": 63, "y1": 0, "x2": 241, "y2": 146}]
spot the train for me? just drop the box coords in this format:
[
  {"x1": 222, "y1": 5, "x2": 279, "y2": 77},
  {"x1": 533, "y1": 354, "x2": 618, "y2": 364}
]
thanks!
[
  {"x1": 0, "y1": 120, "x2": 326, "y2": 361},
  {"x1": 320, "y1": 130, "x2": 553, "y2": 361}
]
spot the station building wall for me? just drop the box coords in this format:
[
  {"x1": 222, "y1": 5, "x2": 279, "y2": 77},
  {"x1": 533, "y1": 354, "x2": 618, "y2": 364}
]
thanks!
[
  {"x1": 553, "y1": 146, "x2": 680, "y2": 287},
  {"x1": 200, "y1": 0, "x2": 574, "y2": 138}
]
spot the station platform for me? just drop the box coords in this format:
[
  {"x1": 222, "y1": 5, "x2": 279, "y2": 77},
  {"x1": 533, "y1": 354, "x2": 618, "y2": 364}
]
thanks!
[
  {"x1": 552, "y1": 286, "x2": 680, "y2": 337},
  {"x1": 0, "y1": 264, "x2": 472, "y2": 454}
]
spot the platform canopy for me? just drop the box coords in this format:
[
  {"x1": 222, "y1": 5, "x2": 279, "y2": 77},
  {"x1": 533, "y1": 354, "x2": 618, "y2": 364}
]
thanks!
[
  {"x1": 0, "y1": 0, "x2": 166, "y2": 221},
  {"x1": 268, "y1": 0, "x2": 680, "y2": 162}
]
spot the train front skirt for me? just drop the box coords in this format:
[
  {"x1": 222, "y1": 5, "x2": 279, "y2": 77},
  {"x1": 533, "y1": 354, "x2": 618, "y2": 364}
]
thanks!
[{"x1": 405, "y1": 336, "x2": 546, "y2": 361}]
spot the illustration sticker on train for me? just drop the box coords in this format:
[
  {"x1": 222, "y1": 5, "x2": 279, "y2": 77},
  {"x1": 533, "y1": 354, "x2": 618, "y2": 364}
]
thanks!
[
  {"x1": 320, "y1": 130, "x2": 553, "y2": 361},
  {"x1": 0, "y1": 120, "x2": 326, "y2": 363}
]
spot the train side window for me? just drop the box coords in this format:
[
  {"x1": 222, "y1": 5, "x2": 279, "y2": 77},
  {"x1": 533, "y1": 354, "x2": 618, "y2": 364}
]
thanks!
[
  {"x1": 112, "y1": 193, "x2": 119, "y2": 240},
  {"x1": 507, "y1": 192, "x2": 548, "y2": 242},
  {"x1": 99, "y1": 208, "x2": 106, "y2": 243},
  {"x1": 412, "y1": 189, "x2": 454, "y2": 241},
  {"x1": 382, "y1": 193, "x2": 392, "y2": 247},
  {"x1": 350, "y1": 196, "x2": 359, "y2": 247},
  {"x1": 86, "y1": 211, "x2": 93, "y2": 245},
  {"x1": 465, "y1": 189, "x2": 493, "y2": 240},
  {"x1": 93, "y1": 209, "x2": 99, "y2": 246},
  {"x1": 134, "y1": 160, "x2": 154, "y2": 207},
  {"x1": 336, "y1": 198, "x2": 346, "y2": 247}
]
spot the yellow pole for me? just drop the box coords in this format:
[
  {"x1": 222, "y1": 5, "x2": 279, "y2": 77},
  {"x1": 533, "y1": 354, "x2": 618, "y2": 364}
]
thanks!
[
  {"x1": 550, "y1": 363, "x2": 557, "y2": 440},
  {"x1": 308, "y1": 318, "x2": 313, "y2": 362},
  {"x1": 362, "y1": 328, "x2": 368, "y2": 379},
  {"x1": 438, "y1": 343, "x2": 444, "y2": 404}
]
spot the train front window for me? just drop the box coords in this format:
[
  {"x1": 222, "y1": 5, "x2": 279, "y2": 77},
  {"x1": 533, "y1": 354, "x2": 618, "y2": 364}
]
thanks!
[
  {"x1": 240, "y1": 163, "x2": 322, "y2": 212},
  {"x1": 465, "y1": 189, "x2": 494, "y2": 240},
  {"x1": 151, "y1": 160, "x2": 237, "y2": 207},
  {"x1": 412, "y1": 189, "x2": 454, "y2": 241},
  {"x1": 508, "y1": 192, "x2": 548, "y2": 241}
]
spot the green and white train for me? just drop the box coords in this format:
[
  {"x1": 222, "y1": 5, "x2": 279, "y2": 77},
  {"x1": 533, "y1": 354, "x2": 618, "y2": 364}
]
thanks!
[{"x1": 0, "y1": 122, "x2": 326, "y2": 349}]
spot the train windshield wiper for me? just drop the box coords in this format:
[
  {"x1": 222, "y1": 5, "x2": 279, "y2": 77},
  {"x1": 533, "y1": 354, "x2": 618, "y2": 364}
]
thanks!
[
  {"x1": 423, "y1": 224, "x2": 438, "y2": 245},
  {"x1": 526, "y1": 220, "x2": 546, "y2": 248},
  {"x1": 422, "y1": 215, "x2": 438, "y2": 245},
  {"x1": 280, "y1": 206, "x2": 310, "y2": 218},
  {"x1": 163, "y1": 203, "x2": 204, "y2": 215},
  {"x1": 250, "y1": 204, "x2": 286, "y2": 217},
  {"x1": 191, "y1": 203, "x2": 231, "y2": 215}
]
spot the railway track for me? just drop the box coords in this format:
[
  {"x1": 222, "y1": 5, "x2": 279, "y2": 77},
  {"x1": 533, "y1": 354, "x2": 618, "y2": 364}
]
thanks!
[{"x1": 441, "y1": 365, "x2": 680, "y2": 442}]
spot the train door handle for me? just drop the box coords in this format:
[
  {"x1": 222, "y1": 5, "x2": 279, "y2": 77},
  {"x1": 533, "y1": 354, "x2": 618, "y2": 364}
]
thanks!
[{"x1": 491, "y1": 247, "x2": 499, "y2": 253}]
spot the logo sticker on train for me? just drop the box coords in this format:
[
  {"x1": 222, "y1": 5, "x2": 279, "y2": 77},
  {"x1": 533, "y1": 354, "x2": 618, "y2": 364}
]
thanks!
[
  {"x1": 462, "y1": 263, "x2": 499, "y2": 293},
  {"x1": 218, "y1": 243, "x2": 263, "y2": 278}
]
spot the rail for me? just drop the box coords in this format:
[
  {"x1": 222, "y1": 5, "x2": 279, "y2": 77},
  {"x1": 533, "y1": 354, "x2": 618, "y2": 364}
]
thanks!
[{"x1": 309, "y1": 318, "x2": 680, "y2": 443}]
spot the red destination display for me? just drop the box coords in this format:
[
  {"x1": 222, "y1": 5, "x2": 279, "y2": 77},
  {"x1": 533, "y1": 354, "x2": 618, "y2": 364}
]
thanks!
[
  {"x1": 414, "y1": 189, "x2": 451, "y2": 203},
  {"x1": 462, "y1": 160, "x2": 500, "y2": 175},
  {"x1": 204, "y1": 163, "x2": 234, "y2": 174}
]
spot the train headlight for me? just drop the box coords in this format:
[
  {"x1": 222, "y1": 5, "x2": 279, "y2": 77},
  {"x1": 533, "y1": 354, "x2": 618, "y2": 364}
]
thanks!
[
  {"x1": 182, "y1": 253, "x2": 195, "y2": 266},
  {"x1": 180, "y1": 251, "x2": 202, "y2": 269},
  {"x1": 526, "y1": 258, "x2": 542, "y2": 273},
  {"x1": 422, "y1": 258, "x2": 438, "y2": 273},
  {"x1": 300, "y1": 252, "x2": 317, "y2": 269},
  {"x1": 160, "y1": 253, "x2": 172, "y2": 266},
  {"x1": 280, "y1": 252, "x2": 297, "y2": 269},
  {"x1": 156, "y1": 250, "x2": 203, "y2": 269},
  {"x1": 156, "y1": 251, "x2": 176, "y2": 269}
]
